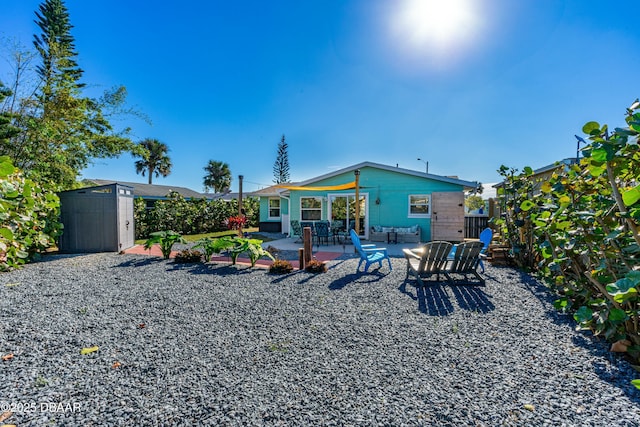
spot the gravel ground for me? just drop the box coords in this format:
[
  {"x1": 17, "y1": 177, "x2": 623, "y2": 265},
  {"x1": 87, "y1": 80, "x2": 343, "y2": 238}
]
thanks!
[{"x1": 0, "y1": 253, "x2": 639, "y2": 426}]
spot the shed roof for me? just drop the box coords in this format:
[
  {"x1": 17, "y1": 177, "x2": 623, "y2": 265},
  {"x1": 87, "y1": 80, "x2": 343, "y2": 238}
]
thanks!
[{"x1": 85, "y1": 179, "x2": 222, "y2": 200}]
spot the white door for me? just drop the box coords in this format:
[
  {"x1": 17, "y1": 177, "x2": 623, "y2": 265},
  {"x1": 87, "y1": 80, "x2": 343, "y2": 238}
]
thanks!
[{"x1": 281, "y1": 214, "x2": 290, "y2": 235}]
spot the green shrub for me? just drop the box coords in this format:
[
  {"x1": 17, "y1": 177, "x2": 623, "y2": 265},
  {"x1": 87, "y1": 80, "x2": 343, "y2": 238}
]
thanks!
[
  {"x1": 0, "y1": 156, "x2": 61, "y2": 271},
  {"x1": 496, "y1": 100, "x2": 640, "y2": 370},
  {"x1": 143, "y1": 230, "x2": 185, "y2": 259},
  {"x1": 192, "y1": 237, "x2": 217, "y2": 262},
  {"x1": 204, "y1": 236, "x2": 274, "y2": 267}
]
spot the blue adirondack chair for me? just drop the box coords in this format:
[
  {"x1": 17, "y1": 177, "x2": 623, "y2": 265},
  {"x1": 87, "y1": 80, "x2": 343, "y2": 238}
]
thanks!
[
  {"x1": 350, "y1": 229, "x2": 392, "y2": 273},
  {"x1": 477, "y1": 227, "x2": 493, "y2": 273}
]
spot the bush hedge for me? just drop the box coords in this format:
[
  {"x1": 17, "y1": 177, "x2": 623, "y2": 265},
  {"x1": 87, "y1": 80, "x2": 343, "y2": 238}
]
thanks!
[
  {"x1": 134, "y1": 191, "x2": 259, "y2": 239},
  {"x1": 495, "y1": 100, "x2": 640, "y2": 364},
  {"x1": 0, "y1": 156, "x2": 61, "y2": 271}
]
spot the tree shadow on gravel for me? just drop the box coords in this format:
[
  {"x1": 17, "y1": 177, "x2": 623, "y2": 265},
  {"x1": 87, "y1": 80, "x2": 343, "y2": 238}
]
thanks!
[
  {"x1": 36, "y1": 253, "x2": 92, "y2": 263},
  {"x1": 193, "y1": 263, "x2": 256, "y2": 275},
  {"x1": 114, "y1": 257, "x2": 166, "y2": 268},
  {"x1": 578, "y1": 334, "x2": 640, "y2": 403},
  {"x1": 269, "y1": 272, "x2": 299, "y2": 284},
  {"x1": 515, "y1": 268, "x2": 640, "y2": 401},
  {"x1": 161, "y1": 262, "x2": 256, "y2": 275},
  {"x1": 398, "y1": 280, "x2": 454, "y2": 316}
]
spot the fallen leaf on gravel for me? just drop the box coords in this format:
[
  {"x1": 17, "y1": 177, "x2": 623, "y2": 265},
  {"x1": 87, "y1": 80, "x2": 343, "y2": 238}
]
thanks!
[
  {"x1": 1, "y1": 353, "x2": 14, "y2": 361},
  {"x1": 0, "y1": 411, "x2": 13, "y2": 422},
  {"x1": 137, "y1": 323, "x2": 146, "y2": 329},
  {"x1": 80, "y1": 346, "x2": 99, "y2": 355},
  {"x1": 112, "y1": 361, "x2": 121, "y2": 369},
  {"x1": 4, "y1": 283, "x2": 19, "y2": 287},
  {"x1": 611, "y1": 339, "x2": 631, "y2": 352},
  {"x1": 524, "y1": 404, "x2": 535, "y2": 412}
]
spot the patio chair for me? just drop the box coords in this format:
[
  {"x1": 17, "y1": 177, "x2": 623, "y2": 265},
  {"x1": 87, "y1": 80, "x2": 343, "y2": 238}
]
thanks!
[
  {"x1": 290, "y1": 220, "x2": 303, "y2": 242},
  {"x1": 314, "y1": 220, "x2": 331, "y2": 245},
  {"x1": 477, "y1": 227, "x2": 493, "y2": 273},
  {"x1": 350, "y1": 229, "x2": 392, "y2": 273},
  {"x1": 300, "y1": 221, "x2": 314, "y2": 233},
  {"x1": 403, "y1": 241, "x2": 453, "y2": 287},
  {"x1": 331, "y1": 220, "x2": 346, "y2": 243},
  {"x1": 444, "y1": 241, "x2": 485, "y2": 286}
]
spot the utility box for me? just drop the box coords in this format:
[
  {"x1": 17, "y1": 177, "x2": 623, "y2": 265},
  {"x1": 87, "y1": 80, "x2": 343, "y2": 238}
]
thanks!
[{"x1": 58, "y1": 184, "x2": 135, "y2": 253}]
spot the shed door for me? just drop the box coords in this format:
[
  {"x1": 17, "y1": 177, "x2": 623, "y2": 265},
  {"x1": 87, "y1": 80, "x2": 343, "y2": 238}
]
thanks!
[
  {"x1": 431, "y1": 192, "x2": 464, "y2": 242},
  {"x1": 118, "y1": 195, "x2": 134, "y2": 250}
]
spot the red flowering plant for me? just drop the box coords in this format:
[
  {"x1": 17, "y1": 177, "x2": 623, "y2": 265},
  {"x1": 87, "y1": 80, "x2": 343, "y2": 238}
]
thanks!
[{"x1": 226, "y1": 216, "x2": 247, "y2": 236}]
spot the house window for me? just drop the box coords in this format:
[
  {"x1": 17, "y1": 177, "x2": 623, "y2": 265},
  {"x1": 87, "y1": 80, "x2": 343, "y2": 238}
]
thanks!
[
  {"x1": 268, "y1": 198, "x2": 281, "y2": 219},
  {"x1": 408, "y1": 194, "x2": 430, "y2": 217},
  {"x1": 300, "y1": 197, "x2": 322, "y2": 221}
]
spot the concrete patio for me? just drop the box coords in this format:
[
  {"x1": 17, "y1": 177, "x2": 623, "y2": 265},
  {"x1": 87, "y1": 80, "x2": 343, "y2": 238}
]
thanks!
[{"x1": 260, "y1": 234, "x2": 423, "y2": 257}]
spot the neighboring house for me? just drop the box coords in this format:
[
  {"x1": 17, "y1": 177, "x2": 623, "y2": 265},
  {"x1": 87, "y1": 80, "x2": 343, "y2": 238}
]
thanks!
[
  {"x1": 493, "y1": 158, "x2": 578, "y2": 195},
  {"x1": 86, "y1": 179, "x2": 235, "y2": 207},
  {"x1": 250, "y1": 161, "x2": 478, "y2": 242},
  {"x1": 491, "y1": 157, "x2": 579, "y2": 219}
]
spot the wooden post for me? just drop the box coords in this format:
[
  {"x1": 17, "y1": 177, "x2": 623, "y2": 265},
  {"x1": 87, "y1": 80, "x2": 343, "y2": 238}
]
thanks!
[
  {"x1": 238, "y1": 174, "x2": 244, "y2": 237},
  {"x1": 298, "y1": 248, "x2": 304, "y2": 270},
  {"x1": 303, "y1": 227, "x2": 312, "y2": 268},
  {"x1": 238, "y1": 174, "x2": 244, "y2": 216}
]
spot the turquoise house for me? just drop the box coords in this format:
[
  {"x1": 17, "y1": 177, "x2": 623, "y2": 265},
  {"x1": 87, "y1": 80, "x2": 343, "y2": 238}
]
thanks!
[{"x1": 251, "y1": 162, "x2": 478, "y2": 243}]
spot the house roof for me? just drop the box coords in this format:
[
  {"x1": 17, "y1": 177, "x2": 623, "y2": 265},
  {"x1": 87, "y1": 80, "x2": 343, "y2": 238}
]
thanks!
[
  {"x1": 85, "y1": 179, "x2": 227, "y2": 200},
  {"x1": 301, "y1": 161, "x2": 478, "y2": 189},
  {"x1": 532, "y1": 158, "x2": 577, "y2": 175},
  {"x1": 250, "y1": 162, "x2": 478, "y2": 197}
]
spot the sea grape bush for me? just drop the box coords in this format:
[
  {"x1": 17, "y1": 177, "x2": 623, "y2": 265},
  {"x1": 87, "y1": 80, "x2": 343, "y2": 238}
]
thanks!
[
  {"x1": 133, "y1": 191, "x2": 258, "y2": 239},
  {"x1": 0, "y1": 156, "x2": 61, "y2": 271},
  {"x1": 496, "y1": 100, "x2": 640, "y2": 366}
]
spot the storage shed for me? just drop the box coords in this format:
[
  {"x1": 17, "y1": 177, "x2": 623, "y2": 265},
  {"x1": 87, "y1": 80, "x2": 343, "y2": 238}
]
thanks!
[{"x1": 58, "y1": 183, "x2": 135, "y2": 253}]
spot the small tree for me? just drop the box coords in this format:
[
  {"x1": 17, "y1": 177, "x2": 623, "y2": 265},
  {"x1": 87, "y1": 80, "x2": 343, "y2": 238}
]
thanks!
[
  {"x1": 465, "y1": 195, "x2": 485, "y2": 212},
  {"x1": 0, "y1": 1, "x2": 136, "y2": 190},
  {"x1": 273, "y1": 134, "x2": 290, "y2": 184},
  {"x1": 134, "y1": 138, "x2": 172, "y2": 184}
]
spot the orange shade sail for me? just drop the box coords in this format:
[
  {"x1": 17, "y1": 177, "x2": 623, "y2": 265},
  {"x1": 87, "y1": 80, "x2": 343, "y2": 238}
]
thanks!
[{"x1": 275, "y1": 181, "x2": 357, "y2": 191}]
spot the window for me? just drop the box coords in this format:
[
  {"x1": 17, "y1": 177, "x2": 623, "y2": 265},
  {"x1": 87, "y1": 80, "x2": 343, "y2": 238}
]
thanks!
[
  {"x1": 268, "y1": 198, "x2": 281, "y2": 219},
  {"x1": 300, "y1": 197, "x2": 322, "y2": 221},
  {"x1": 408, "y1": 194, "x2": 430, "y2": 217}
]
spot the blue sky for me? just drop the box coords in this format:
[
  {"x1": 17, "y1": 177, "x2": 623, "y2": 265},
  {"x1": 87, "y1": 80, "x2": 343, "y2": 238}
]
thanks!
[{"x1": 1, "y1": 1, "x2": 639, "y2": 194}]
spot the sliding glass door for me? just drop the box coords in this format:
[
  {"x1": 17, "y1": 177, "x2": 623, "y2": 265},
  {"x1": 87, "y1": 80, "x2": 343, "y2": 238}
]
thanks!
[{"x1": 328, "y1": 193, "x2": 367, "y2": 237}]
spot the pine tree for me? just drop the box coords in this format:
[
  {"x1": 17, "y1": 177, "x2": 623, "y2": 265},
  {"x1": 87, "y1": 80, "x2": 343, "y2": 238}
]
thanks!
[
  {"x1": 5, "y1": 0, "x2": 137, "y2": 190},
  {"x1": 33, "y1": 0, "x2": 84, "y2": 107},
  {"x1": 273, "y1": 134, "x2": 290, "y2": 184},
  {"x1": 0, "y1": 84, "x2": 20, "y2": 146}
]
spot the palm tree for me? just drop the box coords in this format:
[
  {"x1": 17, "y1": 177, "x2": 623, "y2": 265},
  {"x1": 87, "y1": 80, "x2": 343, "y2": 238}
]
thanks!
[
  {"x1": 203, "y1": 160, "x2": 232, "y2": 193},
  {"x1": 134, "y1": 138, "x2": 172, "y2": 184}
]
